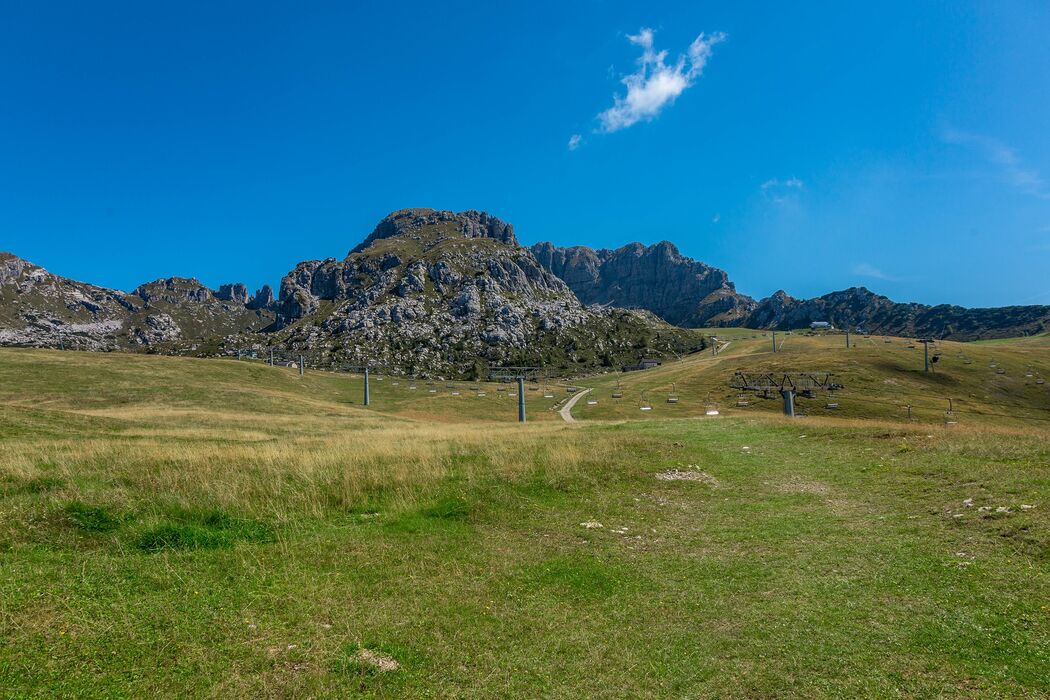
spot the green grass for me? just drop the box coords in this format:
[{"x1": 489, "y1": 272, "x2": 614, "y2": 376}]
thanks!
[{"x1": 1, "y1": 347, "x2": 1048, "y2": 697}]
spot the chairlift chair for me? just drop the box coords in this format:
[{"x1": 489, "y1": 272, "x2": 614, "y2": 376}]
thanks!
[
  {"x1": 586, "y1": 397, "x2": 598, "y2": 406},
  {"x1": 639, "y1": 390, "x2": 653, "y2": 412},
  {"x1": 612, "y1": 381, "x2": 624, "y2": 399},
  {"x1": 666, "y1": 383, "x2": 679, "y2": 404}
]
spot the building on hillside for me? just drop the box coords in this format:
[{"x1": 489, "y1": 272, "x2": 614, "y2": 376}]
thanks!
[
  {"x1": 623, "y1": 358, "x2": 662, "y2": 372},
  {"x1": 809, "y1": 321, "x2": 834, "y2": 330}
]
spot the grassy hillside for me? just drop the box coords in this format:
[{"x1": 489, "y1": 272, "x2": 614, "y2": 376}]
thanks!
[
  {"x1": 1, "y1": 347, "x2": 1049, "y2": 698},
  {"x1": 569, "y1": 331, "x2": 1050, "y2": 427}
]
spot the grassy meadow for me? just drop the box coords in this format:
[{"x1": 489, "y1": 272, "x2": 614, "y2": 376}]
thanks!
[{"x1": 1, "y1": 346, "x2": 1049, "y2": 698}]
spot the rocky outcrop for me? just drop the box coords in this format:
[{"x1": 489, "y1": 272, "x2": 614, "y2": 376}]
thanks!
[
  {"x1": 216, "y1": 283, "x2": 249, "y2": 304},
  {"x1": 246, "y1": 285, "x2": 274, "y2": 310},
  {"x1": 531, "y1": 241, "x2": 754, "y2": 326}
]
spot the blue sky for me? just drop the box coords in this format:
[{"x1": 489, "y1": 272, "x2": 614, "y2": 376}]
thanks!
[{"x1": 2, "y1": 1, "x2": 1049, "y2": 307}]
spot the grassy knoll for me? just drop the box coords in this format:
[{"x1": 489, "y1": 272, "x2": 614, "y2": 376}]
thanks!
[
  {"x1": 1, "y1": 347, "x2": 1049, "y2": 698},
  {"x1": 571, "y1": 331, "x2": 1050, "y2": 427}
]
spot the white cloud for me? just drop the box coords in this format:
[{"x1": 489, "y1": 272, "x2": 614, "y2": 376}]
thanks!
[
  {"x1": 712, "y1": 213, "x2": 721, "y2": 223},
  {"x1": 761, "y1": 177, "x2": 804, "y2": 191},
  {"x1": 760, "y1": 177, "x2": 804, "y2": 203},
  {"x1": 568, "y1": 134, "x2": 582, "y2": 151},
  {"x1": 852, "y1": 263, "x2": 895, "y2": 281},
  {"x1": 942, "y1": 127, "x2": 1050, "y2": 200},
  {"x1": 596, "y1": 27, "x2": 725, "y2": 134}
]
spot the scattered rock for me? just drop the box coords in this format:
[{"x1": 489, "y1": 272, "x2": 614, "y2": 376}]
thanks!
[{"x1": 580, "y1": 521, "x2": 603, "y2": 529}]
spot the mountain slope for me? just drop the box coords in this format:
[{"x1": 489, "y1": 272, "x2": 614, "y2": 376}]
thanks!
[{"x1": 0, "y1": 252, "x2": 274, "y2": 350}]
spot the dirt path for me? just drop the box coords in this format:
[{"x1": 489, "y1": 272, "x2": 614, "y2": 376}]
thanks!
[{"x1": 559, "y1": 388, "x2": 592, "y2": 423}]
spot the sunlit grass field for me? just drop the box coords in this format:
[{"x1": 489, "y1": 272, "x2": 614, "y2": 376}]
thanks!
[
  {"x1": 1, "y1": 347, "x2": 1048, "y2": 698},
  {"x1": 573, "y1": 331, "x2": 1050, "y2": 427}
]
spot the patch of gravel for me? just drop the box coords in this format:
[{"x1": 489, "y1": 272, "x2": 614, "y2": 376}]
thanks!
[
  {"x1": 655, "y1": 468, "x2": 719, "y2": 487},
  {"x1": 357, "y1": 648, "x2": 400, "y2": 673}
]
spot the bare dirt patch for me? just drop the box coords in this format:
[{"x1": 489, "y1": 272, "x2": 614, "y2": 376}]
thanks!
[
  {"x1": 655, "y1": 468, "x2": 719, "y2": 487},
  {"x1": 357, "y1": 648, "x2": 400, "y2": 673}
]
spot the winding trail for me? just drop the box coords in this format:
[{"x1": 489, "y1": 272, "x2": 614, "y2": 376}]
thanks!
[{"x1": 559, "y1": 388, "x2": 593, "y2": 423}]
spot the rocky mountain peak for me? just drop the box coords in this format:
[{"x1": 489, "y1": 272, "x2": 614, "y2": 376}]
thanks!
[
  {"x1": 133, "y1": 277, "x2": 213, "y2": 305},
  {"x1": 349, "y1": 208, "x2": 517, "y2": 255}
]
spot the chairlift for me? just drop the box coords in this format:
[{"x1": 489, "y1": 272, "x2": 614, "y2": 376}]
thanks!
[
  {"x1": 825, "y1": 402, "x2": 839, "y2": 410},
  {"x1": 586, "y1": 398, "x2": 598, "y2": 406},
  {"x1": 995, "y1": 368, "x2": 1006, "y2": 375},
  {"x1": 1037, "y1": 377, "x2": 1046, "y2": 385},
  {"x1": 566, "y1": 386, "x2": 578, "y2": 394},
  {"x1": 542, "y1": 384, "x2": 554, "y2": 398},
  {"x1": 666, "y1": 383, "x2": 679, "y2": 404},
  {"x1": 612, "y1": 381, "x2": 623, "y2": 399},
  {"x1": 639, "y1": 390, "x2": 653, "y2": 412}
]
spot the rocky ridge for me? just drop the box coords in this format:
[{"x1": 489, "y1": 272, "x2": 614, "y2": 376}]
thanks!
[
  {"x1": 532, "y1": 242, "x2": 1050, "y2": 340},
  {"x1": 0, "y1": 252, "x2": 275, "y2": 350}
]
